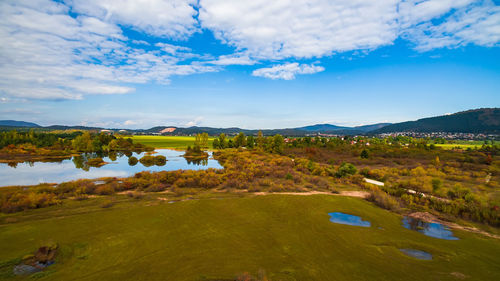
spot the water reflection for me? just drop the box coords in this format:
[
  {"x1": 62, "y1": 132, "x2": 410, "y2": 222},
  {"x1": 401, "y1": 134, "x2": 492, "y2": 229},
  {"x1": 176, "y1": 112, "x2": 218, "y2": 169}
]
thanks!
[
  {"x1": 0, "y1": 149, "x2": 222, "y2": 187},
  {"x1": 402, "y1": 217, "x2": 459, "y2": 240},
  {"x1": 328, "y1": 212, "x2": 371, "y2": 227},
  {"x1": 399, "y1": 249, "x2": 432, "y2": 260},
  {"x1": 185, "y1": 157, "x2": 208, "y2": 166}
]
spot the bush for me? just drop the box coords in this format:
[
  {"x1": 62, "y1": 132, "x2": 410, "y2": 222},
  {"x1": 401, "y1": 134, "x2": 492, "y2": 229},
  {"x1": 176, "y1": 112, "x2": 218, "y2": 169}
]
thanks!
[
  {"x1": 335, "y1": 162, "x2": 357, "y2": 178},
  {"x1": 431, "y1": 178, "x2": 442, "y2": 192},
  {"x1": 154, "y1": 155, "x2": 167, "y2": 166},
  {"x1": 86, "y1": 157, "x2": 105, "y2": 167},
  {"x1": 368, "y1": 188, "x2": 400, "y2": 210},
  {"x1": 139, "y1": 155, "x2": 155, "y2": 167},
  {"x1": 128, "y1": 156, "x2": 138, "y2": 166}
]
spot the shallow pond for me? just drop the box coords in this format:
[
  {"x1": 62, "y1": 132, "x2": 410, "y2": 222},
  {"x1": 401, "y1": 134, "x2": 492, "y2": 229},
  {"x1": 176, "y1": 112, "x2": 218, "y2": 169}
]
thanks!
[
  {"x1": 402, "y1": 217, "x2": 459, "y2": 240},
  {"x1": 0, "y1": 149, "x2": 222, "y2": 187},
  {"x1": 328, "y1": 212, "x2": 371, "y2": 227},
  {"x1": 399, "y1": 249, "x2": 432, "y2": 260}
]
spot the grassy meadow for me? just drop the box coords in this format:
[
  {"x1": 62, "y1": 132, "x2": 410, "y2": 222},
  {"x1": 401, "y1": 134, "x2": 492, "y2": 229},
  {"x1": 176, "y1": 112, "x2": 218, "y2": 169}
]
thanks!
[
  {"x1": 129, "y1": 135, "x2": 214, "y2": 149},
  {"x1": 1, "y1": 194, "x2": 500, "y2": 281}
]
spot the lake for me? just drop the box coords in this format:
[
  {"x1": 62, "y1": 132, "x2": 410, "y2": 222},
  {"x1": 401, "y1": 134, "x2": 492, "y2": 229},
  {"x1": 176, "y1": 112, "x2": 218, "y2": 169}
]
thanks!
[{"x1": 0, "y1": 149, "x2": 223, "y2": 187}]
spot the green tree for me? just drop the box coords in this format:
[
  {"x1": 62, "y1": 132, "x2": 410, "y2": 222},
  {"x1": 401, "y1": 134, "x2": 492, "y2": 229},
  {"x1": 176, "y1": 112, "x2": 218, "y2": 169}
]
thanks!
[
  {"x1": 234, "y1": 132, "x2": 247, "y2": 148},
  {"x1": 335, "y1": 162, "x2": 357, "y2": 178},
  {"x1": 272, "y1": 134, "x2": 284, "y2": 154},
  {"x1": 218, "y1": 133, "x2": 227, "y2": 149},
  {"x1": 212, "y1": 138, "x2": 220, "y2": 149},
  {"x1": 246, "y1": 135, "x2": 255, "y2": 148},
  {"x1": 256, "y1": 130, "x2": 265, "y2": 148},
  {"x1": 360, "y1": 149, "x2": 369, "y2": 159}
]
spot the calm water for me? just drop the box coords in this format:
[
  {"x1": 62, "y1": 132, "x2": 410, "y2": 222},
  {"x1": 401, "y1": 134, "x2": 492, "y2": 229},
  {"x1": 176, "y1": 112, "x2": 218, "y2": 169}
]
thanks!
[
  {"x1": 328, "y1": 212, "x2": 371, "y2": 227},
  {"x1": 402, "y1": 217, "x2": 459, "y2": 240},
  {"x1": 399, "y1": 249, "x2": 432, "y2": 260},
  {"x1": 0, "y1": 149, "x2": 222, "y2": 186}
]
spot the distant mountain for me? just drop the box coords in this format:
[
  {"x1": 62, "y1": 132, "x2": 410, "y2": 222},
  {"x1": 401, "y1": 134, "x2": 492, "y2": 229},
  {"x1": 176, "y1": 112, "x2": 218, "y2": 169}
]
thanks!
[
  {"x1": 140, "y1": 123, "x2": 391, "y2": 136},
  {"x1": 373, "y1": 108, "x2": 500, "y2": 134},
  {"x1": 354, "y1": 123, "x2": 392, "y2": 132},
  {"x1": 0, "y1": 120, "x2": 40, "y2": 127},
  {"x1": 296, "y1": 124, "x2": 349, "y2": 132},
  {"x1": 2, "y1": 108, "x2": 496, "y2": 135},
  {"x1": 44, "y1": 125, "x2": 104, "y2": 131}
]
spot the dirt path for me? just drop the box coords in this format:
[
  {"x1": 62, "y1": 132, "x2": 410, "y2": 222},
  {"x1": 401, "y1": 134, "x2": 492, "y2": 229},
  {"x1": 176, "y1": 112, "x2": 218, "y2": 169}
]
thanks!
[
  {"x1": 408, "y1": 212, "x2": 500, "y2": 239},
  {"x1": 252, "y1": 190, "x2": 370, "y2": 198}
]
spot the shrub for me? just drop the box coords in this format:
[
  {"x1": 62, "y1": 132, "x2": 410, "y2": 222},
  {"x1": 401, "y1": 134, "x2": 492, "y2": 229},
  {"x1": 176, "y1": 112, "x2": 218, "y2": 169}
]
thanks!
[
  {"x1": 335, "y1": 162, "x2": 357, "y2": 178},
  {"x1": 139, "y1": 155, "x2": 155, "y2": 167},
  {"x1": 86, "y1": 157, "x2": 105, "y2": 167},
  {"x1": 154, "y1": 155, "x2": 167, "y2": 166},
  {"x1": 431, "y1": 178, "x2": 442, "y2": 192},
  {"x1": 128, "y1": 156, "x2": 138, "y2": 166},
  {"x1": 368, "y1": 188, "x2": 400, "y2": 211}
]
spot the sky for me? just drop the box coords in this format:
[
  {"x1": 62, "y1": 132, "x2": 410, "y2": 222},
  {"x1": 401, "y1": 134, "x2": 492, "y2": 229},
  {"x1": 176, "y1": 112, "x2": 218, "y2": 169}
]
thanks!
[{"x1": 0, "y1": 0, "x2": 499, "y2": 129}]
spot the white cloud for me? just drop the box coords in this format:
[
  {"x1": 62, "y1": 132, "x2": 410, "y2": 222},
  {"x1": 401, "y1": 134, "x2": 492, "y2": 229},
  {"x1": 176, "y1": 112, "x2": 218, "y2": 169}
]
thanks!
[
  {"x1": 252, "y1": 63, "x2": 324, "y2": 80},
  {"x1": 66, "y1": 0, "x2": 199, "y2": 39},
  {"x1": 0, "y1": 0, "x2": 217, "y2": 100},
  {"x1": 124, "y1": 120, "x2": 139, "y2": 126},
  {"x1": 0, "y1": 0, "x2": 499, "y2": 101},
  {"x1": 402, "y1": 1, "x2": 500, "y2": 51},
  {"x1": 199, "y1": 0, "x2": 500, "y2": 59},
  {"x1": 208, "y1": 52, "x2": 255, "y2": 65},
  {"x1": 185, "y1": 116, "x2": 204, "y2": 127},
  {"x1": 199, "y1": 0, "x2": 400, "y2": 59}
]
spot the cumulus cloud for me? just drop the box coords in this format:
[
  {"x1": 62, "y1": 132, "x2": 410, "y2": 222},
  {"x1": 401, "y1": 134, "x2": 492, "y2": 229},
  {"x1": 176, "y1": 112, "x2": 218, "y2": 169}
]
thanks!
[
  {"x1": 1, "y1": 0, "x2": 499, "y2": 96},
  {"x1": 252, "y1": 63, "x2": 324, "y2": 80},
  {"x1": 199, "y1": 0, "x2": 500, "y2": 59},
  {"x1": 66, "y1": 0, "x2": 199, "y2": 39},
  {"x1": 0, "y1": 0, "x2": 217, "y2": 100},
  {"x1": 401, "y1": 1, "x2": 500, "y2": 51},
  {"x1": 208, "y1": 52, "x2": 256, "y2": 65},
  {"x1": 199, "y1": 0, "x2": 400, "y2": 59}
]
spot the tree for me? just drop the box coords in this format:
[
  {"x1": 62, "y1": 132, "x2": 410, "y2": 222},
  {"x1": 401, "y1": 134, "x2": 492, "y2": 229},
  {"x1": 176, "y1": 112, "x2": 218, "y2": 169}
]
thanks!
[
  {"x1": 272, "y1": 134, "x2": 284, "y2": 154},
  {"x1": 360, "y1": 149, "x2": 369, "y2": 159},
  {"x1": 200, "y1": 132, "x2": 209, "y2": 148},
  {"x1": 234, "y1": 132, "x2": 247, "y2": 148},
  {"x1": 212, "y1": 138, "x2": 220, "y2": 149},
  {"x1": 335, "y1": 162, "x2": 357, "y2": 178},
  {"x1": 246, "y1": 135, "x2": 255, "y2": 148},
  {"x1": 218, "y1": 133, "x2": 227, "y2": 149},
  {"x1": 256, "y1": 130, "x2": 265, "y2": 148}
]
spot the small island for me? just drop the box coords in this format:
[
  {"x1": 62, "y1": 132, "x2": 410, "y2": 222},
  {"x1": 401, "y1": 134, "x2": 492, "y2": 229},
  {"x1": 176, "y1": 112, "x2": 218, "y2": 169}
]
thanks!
[{"x1": 183, "y1": 144, "x2": 209, "y2": 160}]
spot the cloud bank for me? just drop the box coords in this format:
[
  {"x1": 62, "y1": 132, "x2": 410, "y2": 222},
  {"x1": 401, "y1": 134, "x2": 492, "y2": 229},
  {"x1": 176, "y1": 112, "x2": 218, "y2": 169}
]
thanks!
[{"x1": 0, "y1": 0, "x2": 498, "y2": 100}]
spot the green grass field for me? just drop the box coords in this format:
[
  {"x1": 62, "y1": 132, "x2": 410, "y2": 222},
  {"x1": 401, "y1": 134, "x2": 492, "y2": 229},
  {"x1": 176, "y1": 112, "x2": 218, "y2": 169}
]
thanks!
[
  {"x1": 434, "y1": 144, "x2": 482, "y2": 150},
  {"x1": 434, "y1": 140, "x2": 499, "y2": 150},
  {"x1": 129, "y1": 136, "x2": 214, "y2": 149},
  {"x1": 1, "y1": 194, "x2": 499, "y2": 280}
]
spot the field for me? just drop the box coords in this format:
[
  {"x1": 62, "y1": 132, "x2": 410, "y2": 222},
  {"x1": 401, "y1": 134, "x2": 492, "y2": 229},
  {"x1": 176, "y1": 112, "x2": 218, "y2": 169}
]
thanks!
[
  {"x1": 128, "y1": 135, "x2": 214, "y2": 149},
  {"x1": 434, "y1": 140, "x2": 499, "y2": 150},
  {"x1": 434, "y1": 144, "x2": 482, "y2": 150},
  {"x1": 1, "y1": 194, "x2": 499, "y2": 281}
]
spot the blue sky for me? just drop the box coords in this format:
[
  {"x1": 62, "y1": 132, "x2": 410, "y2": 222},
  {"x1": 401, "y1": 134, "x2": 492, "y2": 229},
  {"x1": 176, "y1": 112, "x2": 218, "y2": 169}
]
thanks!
[{"x1": 0, "y1": 0, "x2": 499, "y2": 129}]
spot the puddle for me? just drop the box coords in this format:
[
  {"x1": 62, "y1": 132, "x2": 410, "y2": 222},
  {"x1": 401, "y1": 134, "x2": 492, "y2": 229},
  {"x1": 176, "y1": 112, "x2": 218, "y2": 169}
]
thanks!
[
  {"x1": 399, "y1": 249, "x2": 432, "y2": 260},
  {"x1": 328, "y1": 212, "x2": 371, "y2": 227},
  {"x1": 402, "y1": 217, "x2": 458, "y2": 240}
]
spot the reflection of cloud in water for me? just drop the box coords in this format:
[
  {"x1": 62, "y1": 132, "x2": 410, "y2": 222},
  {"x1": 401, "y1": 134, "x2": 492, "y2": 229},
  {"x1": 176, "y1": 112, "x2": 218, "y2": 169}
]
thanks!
[{"x1": 0, "y1": 149, "x2": 222, "y2": 186}]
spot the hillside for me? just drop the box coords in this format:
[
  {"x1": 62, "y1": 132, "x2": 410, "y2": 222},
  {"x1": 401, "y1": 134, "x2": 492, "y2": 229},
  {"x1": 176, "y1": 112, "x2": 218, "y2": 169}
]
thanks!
[
  {"x1": 373, "y1": 108, "x2": 500, "y2": 134},
  {"x1": 0, "y1": 120, "x2": 40, "y2": 127}
]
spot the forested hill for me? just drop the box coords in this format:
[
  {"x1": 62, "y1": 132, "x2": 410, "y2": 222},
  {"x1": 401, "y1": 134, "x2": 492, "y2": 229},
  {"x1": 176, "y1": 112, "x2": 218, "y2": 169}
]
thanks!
[
  {"x1": 373, "y1": 108, "x2": 500, "y2": 134},
  {"x1": 0, "y1": 120, "x2": 40, "y2": 127}
]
